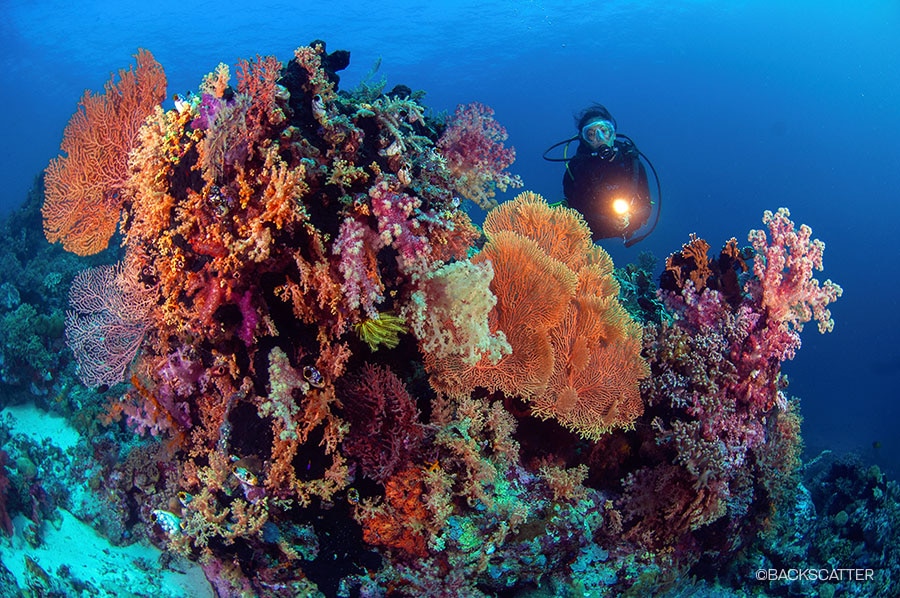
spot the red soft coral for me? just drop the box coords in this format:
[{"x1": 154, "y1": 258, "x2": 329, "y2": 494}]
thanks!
[
  {"x1": 359, "y1": 467, "x2": 430, "y2": 558},
  {"x1": 340, "y1": 363, "x2": 424, "y2": 482}
]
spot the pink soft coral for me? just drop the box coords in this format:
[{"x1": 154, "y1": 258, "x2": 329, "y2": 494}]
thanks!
[
  {"x1": 437, "y1": 102, "x2": 522, "y2": 210},
  {"x1": 333, "y1": 214, "x2": 385, "y2": 318},
  {"x1": 747, "y1": 207, "x2": 843, "y2": 333}
]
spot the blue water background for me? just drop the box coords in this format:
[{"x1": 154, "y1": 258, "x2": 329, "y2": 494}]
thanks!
[{"x1": 2, "y1": 1, "x2": 898, "y2": 474}]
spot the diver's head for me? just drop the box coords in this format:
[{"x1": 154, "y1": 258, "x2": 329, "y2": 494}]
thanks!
[
  {"x1": 581, "y1": 119, "x2": 616, "y2": 152},
  {"x1": 575, "y1": 104, "x2": 617, "y2": 157}
]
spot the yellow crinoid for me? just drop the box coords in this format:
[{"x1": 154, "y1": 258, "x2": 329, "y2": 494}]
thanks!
[{"x1": 354, "y1": 312, "x2": 407, "y2": 351}]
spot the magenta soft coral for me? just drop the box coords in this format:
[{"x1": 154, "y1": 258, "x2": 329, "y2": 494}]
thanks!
[
  {"x1": 667, "y1": 282, "x2": 796, "y2": 413},
  {"x1": 368, "y1": 178, "x2": 432, "y2": 280},
  {"x1": 649, "y1": 294, "x2": 768, "y2": 477},
  {"x1": 333, "y1": 214, "x2": 385, "y2": 318},
  {"x1": 235, "y1": 289, "x2": 259, "y2": 345}
]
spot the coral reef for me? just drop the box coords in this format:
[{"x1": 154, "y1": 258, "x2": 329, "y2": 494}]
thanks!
[
  {"x1": 0, "y1": 39, "x2": 866, "y2": 598},
  {"x1": 0, "y1": 449, "x2": 12, "y2": 537},
  {"x1": 622, "y1": 216, "x2": 841, "y2": 568},
  {"x1": 0, "y1": 178, "x2": 101, "y2": 401}
]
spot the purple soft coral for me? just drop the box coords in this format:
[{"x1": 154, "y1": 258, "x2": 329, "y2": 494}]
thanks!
[{"x1": 191, "y1": 92, "x2": 224, "y2": 130}]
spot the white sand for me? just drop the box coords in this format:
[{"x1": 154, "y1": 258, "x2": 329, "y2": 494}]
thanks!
[
  {"x1": 0, "y1": 402, "x2": 214, "y2": 596},
  {"x1": 2, "y1": 402, "x2": 80, "y2": 452},
  {"x1": 2, "y1": 510, "x2": 213, "y2": 597}
]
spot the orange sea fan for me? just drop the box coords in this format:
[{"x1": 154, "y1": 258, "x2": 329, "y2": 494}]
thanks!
[
  {"x1": 468, "y1": 229, "x2": 576, "y2": 398},
  {"x1": 427, "y1": 230, "x2": 573, "y2": 399},
  {"x1": 578, "y1": 249, "x2": 617, "y2": 291},
  {"x1": 574, "y1": 266, "x2": 638, "y2": 345},
  {"x1": 576, "y1": 264, "x2": 621, "y2": 310},
  {"x1": 475, "y1": 230, "x2": 576, "y2": 332},
  {"x1": 43, "y1": 49, "x2": 167, "y2": 256},
  {"x1": 427, "y1": 324, "x2": 554, "y2": 401},
  {"x1": 534, "y1": 303, "x2": 648, "y2": 439},
  {"x1": 484, "y1": 190, "x2": 593, "y2": 270},
  {"x1": 426, "y1": 190, "x2": 647, "y2": 438}
]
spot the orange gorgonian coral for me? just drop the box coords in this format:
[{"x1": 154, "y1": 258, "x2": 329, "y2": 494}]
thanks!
[
  {"x1": 43, "y1": 49, "x2": 166, "y2": 255},
  {"x1": 428, "y1": 191, "x2": 647, "y2": 438}
]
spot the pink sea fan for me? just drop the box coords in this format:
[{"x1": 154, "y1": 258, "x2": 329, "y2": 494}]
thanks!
[{"x1": 65, "y1": 261, "x2": 154, "y2": 388}]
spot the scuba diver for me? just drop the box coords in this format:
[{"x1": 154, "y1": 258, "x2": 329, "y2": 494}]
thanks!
[{"x1": 543, "y1": 104, "x2": 661, "y2": 246}]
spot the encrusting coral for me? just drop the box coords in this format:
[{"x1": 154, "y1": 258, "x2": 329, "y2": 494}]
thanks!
[{"x1": 33, "y1": 40, "x2": 845, "y2": 596}]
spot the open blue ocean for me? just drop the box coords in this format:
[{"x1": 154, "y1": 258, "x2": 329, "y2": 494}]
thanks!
[{"x1": 0, "y1": 1, "x2": 898, "y2": 596}]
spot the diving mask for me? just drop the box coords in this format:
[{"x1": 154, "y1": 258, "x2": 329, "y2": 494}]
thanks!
[{"x1": 581, "y1": 119, "x2": 616, "y2": 150}]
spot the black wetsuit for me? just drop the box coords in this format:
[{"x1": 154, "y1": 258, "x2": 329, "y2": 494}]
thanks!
[{"x1": 562, "y1": 138, "x2": 651, "y2": 242}]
